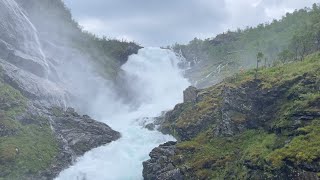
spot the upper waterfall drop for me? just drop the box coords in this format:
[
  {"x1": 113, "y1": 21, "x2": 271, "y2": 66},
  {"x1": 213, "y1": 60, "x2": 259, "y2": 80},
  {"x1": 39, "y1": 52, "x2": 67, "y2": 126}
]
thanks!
[
  {"x1": 56, "y1": 47, "x2": 190, "y2": 180},
  {"x1": 120, "y1": 47, "x2": 190, "y2": 116}
]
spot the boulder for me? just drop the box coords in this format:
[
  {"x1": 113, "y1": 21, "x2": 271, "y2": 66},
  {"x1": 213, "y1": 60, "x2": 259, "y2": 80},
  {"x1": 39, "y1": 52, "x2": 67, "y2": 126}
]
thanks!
[
  {"x1": 183, "y1": 86, "x2": 198, "y2": 103},
  {"x1": 145, "y1": 123, "x2": 155, "y2": 131},
  {"x1": 143, "y1": 141, "x2": 183, "y2": 180}
]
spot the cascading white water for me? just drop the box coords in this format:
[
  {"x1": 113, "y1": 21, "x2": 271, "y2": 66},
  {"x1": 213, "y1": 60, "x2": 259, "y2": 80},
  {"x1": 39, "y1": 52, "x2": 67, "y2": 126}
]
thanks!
[{"x1": 56, "y1": 47, "x2": 190, "y2": 180}]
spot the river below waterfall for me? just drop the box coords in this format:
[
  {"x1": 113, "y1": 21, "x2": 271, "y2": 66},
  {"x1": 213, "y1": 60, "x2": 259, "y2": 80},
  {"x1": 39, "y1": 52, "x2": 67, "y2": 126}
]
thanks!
[{"x1": 56, "y1": 47, "x2": 190, "y2": 180}]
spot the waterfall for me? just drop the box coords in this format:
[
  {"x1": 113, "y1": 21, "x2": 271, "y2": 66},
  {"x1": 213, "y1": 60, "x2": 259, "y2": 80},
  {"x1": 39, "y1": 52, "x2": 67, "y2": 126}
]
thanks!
[{"x1": 56, "y1": 47, "x2": 190, "y2": 180}]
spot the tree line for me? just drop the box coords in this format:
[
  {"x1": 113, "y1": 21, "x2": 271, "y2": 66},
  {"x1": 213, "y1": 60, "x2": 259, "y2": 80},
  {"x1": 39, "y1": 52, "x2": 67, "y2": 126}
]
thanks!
[{"x1": 172, "y1": 3, "x2": 320, "y2": 77}]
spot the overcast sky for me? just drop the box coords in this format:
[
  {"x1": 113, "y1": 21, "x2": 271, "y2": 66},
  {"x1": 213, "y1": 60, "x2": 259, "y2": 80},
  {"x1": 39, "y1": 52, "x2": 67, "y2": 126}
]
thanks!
[{"x1": 64, "y1": 0, "x2": 319, "y2": 47}]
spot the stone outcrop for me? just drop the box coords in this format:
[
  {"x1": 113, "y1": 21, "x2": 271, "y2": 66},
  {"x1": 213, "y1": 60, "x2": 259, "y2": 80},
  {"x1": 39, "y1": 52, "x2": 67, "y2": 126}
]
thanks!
[
  {"x1": 50, "y1": 107, "x2": 120, "y2": 157},
  {"x1": 37, "y1": 107, "x2": 120, "y2": 179},
  {"x1": 183, "y1": 86, "x2": 198, "y2": 102},
  {"x1": 143, "y1": 142, "x2": 183, "y2": 180}
]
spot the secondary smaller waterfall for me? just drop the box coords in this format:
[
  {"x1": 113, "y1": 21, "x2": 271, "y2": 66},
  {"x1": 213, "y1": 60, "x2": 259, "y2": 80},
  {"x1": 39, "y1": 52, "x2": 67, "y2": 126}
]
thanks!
[{"x1": 56, "y1": 47, "x2": 190, "y2": 180}]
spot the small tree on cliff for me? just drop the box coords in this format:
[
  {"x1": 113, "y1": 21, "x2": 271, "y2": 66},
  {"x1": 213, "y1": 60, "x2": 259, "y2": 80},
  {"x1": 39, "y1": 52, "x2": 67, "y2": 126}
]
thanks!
[
  {"x1": 255, "y1": 52, "x2": 264, "y2": 79},
  {"x1": 264, "y1": 57, "x2": 268, "y2": 68}
]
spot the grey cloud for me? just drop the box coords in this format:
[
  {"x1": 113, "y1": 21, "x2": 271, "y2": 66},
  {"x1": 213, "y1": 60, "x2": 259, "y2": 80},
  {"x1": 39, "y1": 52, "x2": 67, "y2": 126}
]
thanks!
[{"x1": 64, "y1": 0, "x2": 318, "y2": 46}]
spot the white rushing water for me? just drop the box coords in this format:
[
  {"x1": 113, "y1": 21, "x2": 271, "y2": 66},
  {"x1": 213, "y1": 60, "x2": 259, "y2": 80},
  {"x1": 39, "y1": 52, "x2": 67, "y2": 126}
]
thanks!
[{"x1": 56, "y1": 47, "x2": 190, "y2": 180}]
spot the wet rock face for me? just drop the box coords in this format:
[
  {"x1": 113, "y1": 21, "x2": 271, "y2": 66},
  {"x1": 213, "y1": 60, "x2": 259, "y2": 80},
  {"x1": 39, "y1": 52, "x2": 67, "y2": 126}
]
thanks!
[
  {"x1": 0, "y1": 0, "x2": 48, "y2": 78},
  {"x1": 0, "y1": 0, "x2": 64, "y2": 107},
  {"x1": 0, "y1": 60, "x2": 66, "y2": 107},
  {"x1": 143, "y1": 141, "x2": 183, "y2": 180}
]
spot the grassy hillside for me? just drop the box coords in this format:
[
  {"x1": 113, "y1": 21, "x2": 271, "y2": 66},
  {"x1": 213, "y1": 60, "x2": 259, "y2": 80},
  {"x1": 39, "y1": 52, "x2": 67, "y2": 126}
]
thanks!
[
  {"x1": 173, "y1": 4, "x2": 320, "y2": 87},
  {"x1": 0, "y1": 68, "x2": 59, "y2": 179},
  {"x1": 159, "y1": 53, "x2": 320, "y2": 179}
]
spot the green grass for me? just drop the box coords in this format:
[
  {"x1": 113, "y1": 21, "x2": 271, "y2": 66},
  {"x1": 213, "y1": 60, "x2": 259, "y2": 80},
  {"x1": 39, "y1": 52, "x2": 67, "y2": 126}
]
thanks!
[
  {"x1": 269, "y1": 120, "x2": 320, "y2": 167},
  {"x1": 0, "y1": 73, "x2": 58, "y2": 179},
  {"x1": 174, "y1": 130, "x2": 280, "y2": 179},
  {"x1": 0, "y1": 124, "x2": 59, "y2": 179}
]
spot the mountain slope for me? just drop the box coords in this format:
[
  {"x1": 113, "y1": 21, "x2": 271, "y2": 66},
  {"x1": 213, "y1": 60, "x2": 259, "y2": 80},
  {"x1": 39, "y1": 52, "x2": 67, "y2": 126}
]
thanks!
[{"x1": 144, "y1": 53, "x2": 320, "y2": 179}]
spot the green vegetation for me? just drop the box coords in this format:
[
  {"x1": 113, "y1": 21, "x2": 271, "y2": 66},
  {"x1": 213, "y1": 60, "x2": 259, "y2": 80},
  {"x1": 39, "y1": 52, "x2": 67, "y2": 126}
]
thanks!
[
  {"x1": 165, "y1": 53, "x2": 320, "y2": 179},
  {"x1": 175, "y1": 130, "x2": 279, "y2": 179},
  {"x1": 0, "y1": 70, "x2": 58, "y2": 179},
  {"x1": 269, "y1": 120, "x2": 320, "y2": 168},
  {"x1": 173, "y1": 4, "x2": 320, "y2": 87}
]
